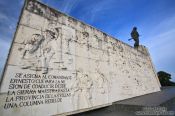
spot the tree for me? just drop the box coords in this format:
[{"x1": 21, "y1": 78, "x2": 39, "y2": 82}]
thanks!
[{"x1": 157, "y1": 71, "x2": 175, "y2": 86}]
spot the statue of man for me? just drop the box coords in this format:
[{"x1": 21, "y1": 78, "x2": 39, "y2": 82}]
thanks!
[{"x1": 130, "y1": 27, "x2": 139, "y2": 48}]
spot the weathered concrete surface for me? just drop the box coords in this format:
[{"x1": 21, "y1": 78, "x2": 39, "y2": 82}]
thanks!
[{"x1": 0, "y1": 0, "x2": 160, "y2": 115}]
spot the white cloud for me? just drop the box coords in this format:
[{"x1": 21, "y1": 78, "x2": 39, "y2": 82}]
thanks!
[
  {"x1": 79, "y1": 0, "x2": 115, "y2": 23},
  {"x1": 150, "y1": 16, "x2": 175, "y2": 36},
  {"x1": 0, "y1": 38, "x2": 11, "y2": 77},
  {"x1": 0, "y1": 12, "x2": 8, "y2": 21},
  {"x1": 62, "y1": 0, "x2": 80, "y2": 13},
  {"x1": 142, "y1": 16, "x2": 175, "y2": 81}
]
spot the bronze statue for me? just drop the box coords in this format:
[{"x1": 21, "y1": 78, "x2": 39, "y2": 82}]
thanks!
[{"x1": 130, "y1": 27, "x2": 139, "y2": 48}]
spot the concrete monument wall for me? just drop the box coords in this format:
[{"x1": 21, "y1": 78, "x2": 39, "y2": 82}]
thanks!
[{"x1": 0, "y1": 0, "x2": 161, "y2": 115}]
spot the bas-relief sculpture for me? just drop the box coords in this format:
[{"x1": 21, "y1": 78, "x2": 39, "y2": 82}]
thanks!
[{"x1": 0, "y1": 0, "x2": 161, "y2": 115}]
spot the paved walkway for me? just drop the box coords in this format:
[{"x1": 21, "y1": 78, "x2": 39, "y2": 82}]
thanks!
[
  {"x1": 74, "y1": 86, "x2": 175, "y2": 116},
  {"x1": 115, "y1": 86, "x2": 175, "y2": 106}
]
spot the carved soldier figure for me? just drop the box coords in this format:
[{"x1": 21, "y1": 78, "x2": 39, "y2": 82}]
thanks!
[
  {"x1": 130, "y1": 27, "x2": 139, "y2": 48},
  {"x1": 41, "y1": 28, "x2": 58, "y2": 74},
  {"x1": 19, "y1": 34, "x2": 44, "y2": 70},
  {"x1": 71, "y1": 69, "x2": 93, "y2": 109},
  {"x1": 19, "y1": 27, "x2": 59, "y2": 74}
]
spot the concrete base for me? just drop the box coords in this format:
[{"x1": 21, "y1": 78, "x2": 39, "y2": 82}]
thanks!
[{"x1": 74, "y1": 87, "x2": 175, "y2": 116}]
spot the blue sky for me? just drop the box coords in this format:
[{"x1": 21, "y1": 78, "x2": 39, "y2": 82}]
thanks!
[{"x1": 0, "y1": 0, "x2": 175, "y2": 81}]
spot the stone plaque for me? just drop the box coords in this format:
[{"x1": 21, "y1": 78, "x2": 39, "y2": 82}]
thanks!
[{"x1": 0, "y1": 0, "x2": 161, "y2": 115}]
